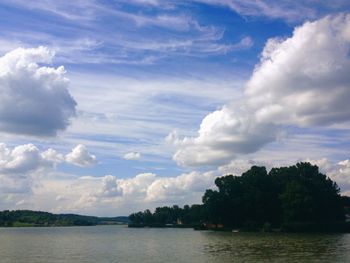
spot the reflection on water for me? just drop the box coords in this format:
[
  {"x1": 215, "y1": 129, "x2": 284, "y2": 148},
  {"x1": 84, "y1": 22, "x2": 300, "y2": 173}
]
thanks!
[
  {"x1": 201, "y1": 231, "x2": 350, "y2": 262},
  {"x1": 0, "y1": 226, "x2": 348, "y2": 263}
]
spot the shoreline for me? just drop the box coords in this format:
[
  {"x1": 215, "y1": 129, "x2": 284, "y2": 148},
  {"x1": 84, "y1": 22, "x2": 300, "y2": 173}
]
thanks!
[{"x1": 128, "y1": 221, "x2": 350, "y2": 233}]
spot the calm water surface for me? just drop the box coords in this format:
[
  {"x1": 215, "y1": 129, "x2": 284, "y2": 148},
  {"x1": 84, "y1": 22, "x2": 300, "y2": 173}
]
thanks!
[{"x1": 0, "y1": 225, "x2": 349, "y2": 262}]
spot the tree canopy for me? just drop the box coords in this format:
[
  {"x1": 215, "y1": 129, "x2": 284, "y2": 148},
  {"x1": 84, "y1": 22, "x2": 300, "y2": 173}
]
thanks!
[
  {"x1": 202, "y1": 162, "x2": 344, "y2": 228},
  {"x1": 129, "y1": 162, "x2": 347, "y2": 230}
]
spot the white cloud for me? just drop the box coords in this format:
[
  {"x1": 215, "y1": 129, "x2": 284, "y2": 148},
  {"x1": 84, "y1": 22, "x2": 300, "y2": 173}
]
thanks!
[
  {"x1": 0, "y1": 142, "x2": 97, "y2": 211},
  {"x1": 117, "y1": 173, "x2": 157, "y2": 198},
  {"x1": 170, "y1": 14, "x2": 350, "y2": 167},
  {"x1": 117, "y1": 171, "x2": 215, "y2": 204},
  {"x1": 41, "y1": 148, "x2": 64, "y2": 165},
  {"x1": 171, "y1": 105, "x2": 279, "y2": 167},
  {"x1": 145, "y1": 171, "x2": 215, "y2": 202},
  {"x1": 97, "y1": 175, "x2": 123, "y2": 197},
  {"x1": 0, "y1": 143, "x2": 42, "y2": 174},
  {"x1": 0, "y1": 143, "x2": 65, "y2": 174},
  {"x1": 0, "y1": 143, "x2": 58, "y2": 200},
  {"x1": 0, "y1": 46, "x2": 76, "y2": 136},
  {"x1": 123, "y1": 152, "x2": 141, "y2": 160},
  {"x1": 65, "y1": 144, "x2": 97, "y2": 167},
  {"x1": 0, "y1": 143, "x2": 95, "y2": 177},
  {"x1": 246, "y1": 14, "x2": 350, "y2": 127}
]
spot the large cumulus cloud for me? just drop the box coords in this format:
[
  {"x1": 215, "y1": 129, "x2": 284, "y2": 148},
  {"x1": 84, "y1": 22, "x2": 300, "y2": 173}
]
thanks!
[
  {"x1": 0, "y1": 46, "x2": 76, "y2": 136},
  {"x1": 171, "y1": 105, "x2": 278, "y2": 166},
  {"x1": 246, "y1": 14, "x2": 350, "y2": 126},
  {"x1": 171, "y1": 14, "x2": 350, "y2": 167}
]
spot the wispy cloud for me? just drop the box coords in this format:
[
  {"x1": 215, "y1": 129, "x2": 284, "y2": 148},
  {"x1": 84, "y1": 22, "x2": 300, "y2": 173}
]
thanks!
[
  {"x1": 0, "y1": 0, "x2": 255, "y2": 65},
  {"x1": 1, "y1": 0, "x2": 97, "y2": 22},
  {"x1": 191, "y1": 0, "x2": 350, "y2": 22}
]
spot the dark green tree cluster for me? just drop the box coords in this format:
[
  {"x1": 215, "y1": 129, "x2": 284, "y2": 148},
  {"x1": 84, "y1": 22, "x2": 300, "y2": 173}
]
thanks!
[
  {"x1": 129, "y1": 204, "x2": 204, "y2": 226},
  {"x1": 203, "y1": 163, "x2": 344, "y2": 228},
  {"x1": 130, "y1": 163, "x2": 348, "y2": 231}
]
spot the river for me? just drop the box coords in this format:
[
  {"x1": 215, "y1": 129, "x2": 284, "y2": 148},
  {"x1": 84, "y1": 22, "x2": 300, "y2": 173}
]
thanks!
[{"x1": 0, "y1": 225, "x2": 349, "y2": 262}]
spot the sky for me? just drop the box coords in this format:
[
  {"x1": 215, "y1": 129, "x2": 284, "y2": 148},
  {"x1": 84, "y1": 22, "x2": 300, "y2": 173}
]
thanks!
[{"x1": 0, "y1": 0, "x2": 350, "y2": 216}]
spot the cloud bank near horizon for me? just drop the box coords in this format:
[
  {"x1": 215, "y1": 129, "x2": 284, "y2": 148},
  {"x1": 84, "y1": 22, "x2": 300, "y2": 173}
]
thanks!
[{"x1": 0, "y1": 142, "x2": 349, "y2": 216}]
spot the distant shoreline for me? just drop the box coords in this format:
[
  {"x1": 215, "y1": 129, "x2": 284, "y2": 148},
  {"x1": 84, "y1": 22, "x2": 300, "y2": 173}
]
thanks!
[{"x1": 0, "y1": 210, "x2": 129, "y2": 227}]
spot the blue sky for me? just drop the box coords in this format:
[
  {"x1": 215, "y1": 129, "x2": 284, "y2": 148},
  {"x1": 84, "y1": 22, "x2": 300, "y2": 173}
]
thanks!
[{"x1": 0, "y1": 0, "x2": 350, "y2": 216}]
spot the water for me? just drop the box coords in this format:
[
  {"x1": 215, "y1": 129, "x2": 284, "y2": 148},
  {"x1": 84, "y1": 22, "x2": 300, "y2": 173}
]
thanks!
[{"x1": 0, "y1": 225, "x2": 349, "y2": 262}]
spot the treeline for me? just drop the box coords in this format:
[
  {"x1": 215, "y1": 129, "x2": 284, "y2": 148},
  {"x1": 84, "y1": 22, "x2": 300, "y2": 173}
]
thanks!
[
  {"x1": 0, "y1": 210, "x2": 129, "y2": 227},
  {"x1": 129, "y1": 163, "x2": 350, "y2": 232},
  {"x1": 129, "y1": 205, "x2": 204, "y2": 227}
]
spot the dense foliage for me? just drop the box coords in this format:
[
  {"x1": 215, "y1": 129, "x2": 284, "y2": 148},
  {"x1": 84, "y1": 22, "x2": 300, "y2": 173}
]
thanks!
[
  {"x1": 0, "y1": 210, "x2": 129, "y2": 227},
  {"x1": 203, "y1": 162, "x2": 344, "y2": 228},
  {"x1": 129, "y1": 204, "x2": 204, "y2": 226},
  {"x1": 129, "y1": 163, "x2": 347, "y2": 230}
]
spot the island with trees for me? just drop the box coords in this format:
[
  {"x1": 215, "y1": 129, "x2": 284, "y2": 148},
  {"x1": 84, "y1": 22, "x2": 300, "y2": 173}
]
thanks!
[{"x1": 129, "y1": 162, "x2": 350, "y2": 233}]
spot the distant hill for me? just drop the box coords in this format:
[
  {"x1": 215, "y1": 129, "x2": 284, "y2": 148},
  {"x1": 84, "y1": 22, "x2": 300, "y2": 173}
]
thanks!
[{"x1": 0, "y1": 210, "x2": 129, "y2": 227}]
